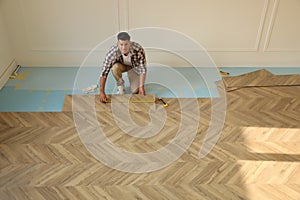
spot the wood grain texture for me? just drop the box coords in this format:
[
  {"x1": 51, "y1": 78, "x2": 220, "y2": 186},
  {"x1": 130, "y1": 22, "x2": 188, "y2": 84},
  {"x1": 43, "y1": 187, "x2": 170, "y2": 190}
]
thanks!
[
  {"x1": 221, "y1": 69, "x2": 300, "y2": 91},
  {"x1": 1, "y1": 85, "x2": 300, "y2": 199}
]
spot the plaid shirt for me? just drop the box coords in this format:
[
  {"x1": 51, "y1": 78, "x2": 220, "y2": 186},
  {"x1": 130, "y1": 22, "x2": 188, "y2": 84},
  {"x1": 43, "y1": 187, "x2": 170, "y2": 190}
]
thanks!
[{"x1": 101, "y1": 41, "x2": 147, "y2": 77}]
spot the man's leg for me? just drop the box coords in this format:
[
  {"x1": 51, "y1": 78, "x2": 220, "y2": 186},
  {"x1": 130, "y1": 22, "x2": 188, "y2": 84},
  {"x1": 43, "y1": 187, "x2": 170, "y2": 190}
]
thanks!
[
  {"x1": 127, "y1": 69, "x2": 140, "y2": 94},
  {"x1": 112, "y1": 63, "x2": 131, "y2": 94}
]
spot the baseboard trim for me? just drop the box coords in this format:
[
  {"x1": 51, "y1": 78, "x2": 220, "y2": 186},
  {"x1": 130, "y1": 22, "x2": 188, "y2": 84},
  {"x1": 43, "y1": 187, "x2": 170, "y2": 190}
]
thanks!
[{"x1": 0, "y1": 59, "x2": 18, "y2": 90}]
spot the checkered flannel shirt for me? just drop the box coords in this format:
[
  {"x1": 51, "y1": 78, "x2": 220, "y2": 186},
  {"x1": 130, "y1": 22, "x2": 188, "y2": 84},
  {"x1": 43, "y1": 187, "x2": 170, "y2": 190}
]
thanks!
[{"x1": 101, "y1": 41, "x2": 147, "y2": 77}]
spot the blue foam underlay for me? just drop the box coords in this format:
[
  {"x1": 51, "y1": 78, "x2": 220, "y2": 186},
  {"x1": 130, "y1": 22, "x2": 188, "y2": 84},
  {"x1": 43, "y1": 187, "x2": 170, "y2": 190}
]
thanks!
[{"x1": 0, "y1": 66, "x2": 299, "y2": 112}]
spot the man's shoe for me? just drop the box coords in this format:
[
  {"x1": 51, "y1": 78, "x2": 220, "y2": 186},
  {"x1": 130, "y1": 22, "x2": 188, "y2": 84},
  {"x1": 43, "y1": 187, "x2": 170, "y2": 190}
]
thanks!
[{"x1": 117, "y1": 85, "x2": 125, "y2": 95}]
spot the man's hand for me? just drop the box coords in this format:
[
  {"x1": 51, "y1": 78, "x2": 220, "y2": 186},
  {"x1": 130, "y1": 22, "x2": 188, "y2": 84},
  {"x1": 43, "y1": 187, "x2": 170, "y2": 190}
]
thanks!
[
  {"x1": 99, "y1": 92, "x2": 107, "y2": 103},
  {"x1": 139, "y1": 86, "x2": 146, "y2": 95},
  {"x1": 99, "y1": 77, "x2": 107, "y2": 103},
  {"x1": 139, "y1": 73, "x2": 146, "y2": 95}
]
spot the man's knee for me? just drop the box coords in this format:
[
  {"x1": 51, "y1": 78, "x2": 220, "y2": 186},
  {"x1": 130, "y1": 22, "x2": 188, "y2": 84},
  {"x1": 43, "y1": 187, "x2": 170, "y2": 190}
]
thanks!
[
  {"x1": 112, "y1": 63, "x2": 123, "y2": 76},
  {"x1": 131, "y1": 87, "x2": 139, "y2": 94},
  {"x1": 112, "y1": 63, "x2": 127, "y2": 86}
]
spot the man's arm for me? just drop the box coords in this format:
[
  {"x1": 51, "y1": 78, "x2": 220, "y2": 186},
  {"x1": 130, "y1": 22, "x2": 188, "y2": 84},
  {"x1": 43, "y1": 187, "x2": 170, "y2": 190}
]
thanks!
[
  {"x1": 99, "y1": 45, "x2": 118, "y2": 103},
  {"x1": 99, "y1": 76, "x2": 107, "y2": 102},
  {"x1": 139, "y1": 73, "x2": 146, "y2": 95}
]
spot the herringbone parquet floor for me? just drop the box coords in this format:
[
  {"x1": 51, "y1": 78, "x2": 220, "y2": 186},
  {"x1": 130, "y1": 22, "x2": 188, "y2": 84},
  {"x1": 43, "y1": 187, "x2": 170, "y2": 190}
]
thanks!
[{"x1": 1, "y1": 85, "x2": 300, "y2": 200}]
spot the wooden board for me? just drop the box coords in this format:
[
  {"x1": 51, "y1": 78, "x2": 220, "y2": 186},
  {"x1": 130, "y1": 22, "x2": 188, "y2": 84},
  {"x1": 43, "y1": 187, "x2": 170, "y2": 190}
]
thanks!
[
  {"x1": 105, "y1": 94, "x2": 155, "y2": 103},
  {"x1": 1, "y1": 86, "x2": 300, "y2": 199},
  {"x1": 62, "y1": 94, "x2": 156, "y2": 112},
  {"x1": 221, "y1": 69, "x2": 300, "y2": 91}
]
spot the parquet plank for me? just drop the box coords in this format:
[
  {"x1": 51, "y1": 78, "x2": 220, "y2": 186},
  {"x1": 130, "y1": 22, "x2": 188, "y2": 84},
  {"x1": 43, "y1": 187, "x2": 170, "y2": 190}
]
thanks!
[{"x1": 1, "y1": 84, "x2": 300, "y2": 199}]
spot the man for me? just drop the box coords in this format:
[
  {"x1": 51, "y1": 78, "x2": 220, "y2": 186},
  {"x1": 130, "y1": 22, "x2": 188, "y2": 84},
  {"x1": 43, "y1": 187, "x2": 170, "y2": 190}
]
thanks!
[{"x1": 99, "y1": 32, "x2": 147, "y2": 103}]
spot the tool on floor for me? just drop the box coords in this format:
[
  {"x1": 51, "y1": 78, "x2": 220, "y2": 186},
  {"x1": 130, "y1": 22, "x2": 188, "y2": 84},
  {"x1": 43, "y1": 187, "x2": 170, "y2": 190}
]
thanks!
[
  {"x1": 217, "y1": 67, "x2": 230, "y2": 76},
  {"x1": 9, "y1": 65, "x2": 21, "y2": 79},
  {"x1": 104, "y1": 94, "x2": 156, "y2": 103},
  {"x1": 103, "y1": 94, "x2": 169, "y2": 107},
  {"x1": 157, "y1": 98, "x2": 169, "y2": 107},
  {"x1": 82, "y1": 84, "x2": 98, "y2": 93}
]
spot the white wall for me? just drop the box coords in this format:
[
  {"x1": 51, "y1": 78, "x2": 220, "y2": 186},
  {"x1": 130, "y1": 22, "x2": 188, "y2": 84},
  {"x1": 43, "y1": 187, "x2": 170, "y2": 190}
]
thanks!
[
  {"x1": 0, "y1": 13, "x2": 14, "y2": 74},
  {"x1": 1, "y1": 0, "x2": 300, "y2": 67},
  {"x1": 0, "y1": 3, "x2": 16, "y2": 89}
]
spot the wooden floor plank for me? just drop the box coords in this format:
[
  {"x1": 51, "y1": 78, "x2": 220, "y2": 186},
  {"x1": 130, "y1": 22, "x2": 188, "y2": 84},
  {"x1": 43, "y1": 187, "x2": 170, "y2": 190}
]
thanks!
[{"x1": 1, "y1": 85, "x2": 300, "y2": 199}]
